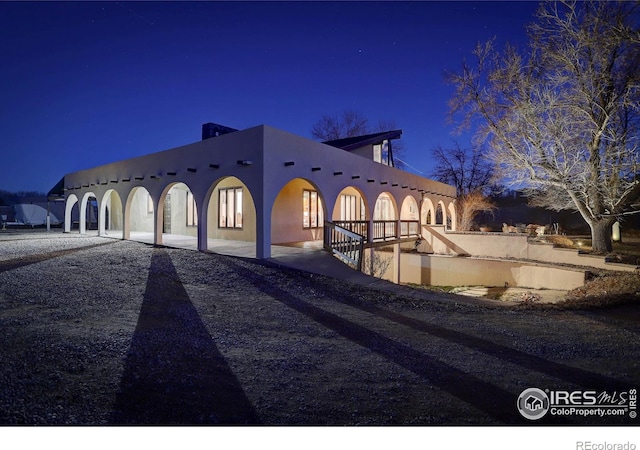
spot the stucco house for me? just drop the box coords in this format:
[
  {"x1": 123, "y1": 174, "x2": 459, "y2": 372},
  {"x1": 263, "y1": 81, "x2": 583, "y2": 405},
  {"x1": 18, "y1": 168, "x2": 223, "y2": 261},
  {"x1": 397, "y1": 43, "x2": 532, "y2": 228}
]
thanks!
[{"x1": 55, "y1": 122, "x2": 457, "y2": 262}]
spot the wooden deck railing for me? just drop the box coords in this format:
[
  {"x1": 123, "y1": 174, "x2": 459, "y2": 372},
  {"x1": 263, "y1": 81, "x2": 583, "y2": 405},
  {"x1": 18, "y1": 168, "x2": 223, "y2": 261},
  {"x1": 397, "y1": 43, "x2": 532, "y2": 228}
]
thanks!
[
  {"x1": 400, "y1": 220, "x2": 420, "y2": 238},
  {"x1": 333, "y1": 220, "x2": 420, "y2": 242},
  {"x1": 323, "y1": 221, "x2": 364, "y2": 271},
  {"x1": 333, "y1": 220, "x2": 368, "y2": 240},
  {"x1": 372, "y1": 220, "x2": 397, "y2": 241}
]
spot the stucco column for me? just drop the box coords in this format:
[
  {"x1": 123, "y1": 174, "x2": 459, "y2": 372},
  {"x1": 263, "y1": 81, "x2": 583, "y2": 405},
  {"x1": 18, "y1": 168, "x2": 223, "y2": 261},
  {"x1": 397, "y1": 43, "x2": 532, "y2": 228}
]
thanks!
[
  {"x1": 154, "y1": 195, "x2": 163, "y2": 246},
  {"x1": 197, "y1": 202, "x2": 208, "y2": 252},
  {"x1": 98, "y1": 197, "x2": 106, "y2": 237},
  {"x1": 79, "y1": 197, "x2": 87, "y2": 235},
  {"x1": 64, "y1": 196, "x2": 77, "y2": 233},
  {"x1": 122, "y1": 200, "x2": 130, "y2": 240},
  {"x1": 255, "y1": 199, "x2": 271, "y2": 259},
  {"x1": 393, "y1": 242, "x2": 401, "y2": 284}
]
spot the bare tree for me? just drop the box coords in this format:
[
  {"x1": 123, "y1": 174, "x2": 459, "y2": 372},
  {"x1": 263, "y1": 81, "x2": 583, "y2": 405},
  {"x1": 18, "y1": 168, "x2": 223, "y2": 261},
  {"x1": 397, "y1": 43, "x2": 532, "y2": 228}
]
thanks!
[
  {"x1": 448, "y1": 0, "x2": 640, "y2": 252},
  {"x1": 312, "y1": 111, "x2": 406, "y2": 168},
  {"x1": 430, "y1": 142, "x2": 497, "y2": 230},
  {"x1": 430, "y1": 142, "x2": 495, "y2": 195},
  {"x1": 311, "y1": 111, "x2": 369, "y2": 141}
]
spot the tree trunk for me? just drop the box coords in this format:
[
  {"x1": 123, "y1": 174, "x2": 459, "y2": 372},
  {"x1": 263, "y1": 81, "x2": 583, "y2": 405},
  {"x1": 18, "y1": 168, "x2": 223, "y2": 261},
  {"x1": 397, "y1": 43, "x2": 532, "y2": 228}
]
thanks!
[{"x1": 589, "y1": 219, "x2": 614, "y2": 254}]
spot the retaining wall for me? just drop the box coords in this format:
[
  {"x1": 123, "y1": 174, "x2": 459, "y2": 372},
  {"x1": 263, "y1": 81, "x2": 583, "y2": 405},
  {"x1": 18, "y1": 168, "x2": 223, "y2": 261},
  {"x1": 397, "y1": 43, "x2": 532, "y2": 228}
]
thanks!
[
  {"x1": 398, "y1": 253, "x2": 586, "y2": 290},
  {"x1": 420, "y1": 226, "x2": 638, "y2": 273}
]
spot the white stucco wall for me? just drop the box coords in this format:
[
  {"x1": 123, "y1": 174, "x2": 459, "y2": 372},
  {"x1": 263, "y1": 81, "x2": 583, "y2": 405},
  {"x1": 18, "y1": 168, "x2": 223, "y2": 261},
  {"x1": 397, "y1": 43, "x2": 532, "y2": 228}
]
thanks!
[{"x1": 62, "y1": 124, "x2": 456, "y2": 258}]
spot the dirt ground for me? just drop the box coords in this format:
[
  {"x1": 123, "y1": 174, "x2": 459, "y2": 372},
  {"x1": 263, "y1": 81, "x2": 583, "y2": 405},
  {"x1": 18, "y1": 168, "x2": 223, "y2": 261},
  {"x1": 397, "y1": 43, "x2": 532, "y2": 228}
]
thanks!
[{"x1": 0, "y1": 232, "x2": 639, "y2": 425}]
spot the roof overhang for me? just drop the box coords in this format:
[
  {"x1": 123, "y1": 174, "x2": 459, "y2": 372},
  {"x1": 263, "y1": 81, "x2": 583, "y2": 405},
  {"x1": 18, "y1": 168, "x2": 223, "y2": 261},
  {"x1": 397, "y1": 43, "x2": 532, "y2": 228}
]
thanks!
[{"x1": 322, "y1": 130, "x2": 402, "y2": 151}]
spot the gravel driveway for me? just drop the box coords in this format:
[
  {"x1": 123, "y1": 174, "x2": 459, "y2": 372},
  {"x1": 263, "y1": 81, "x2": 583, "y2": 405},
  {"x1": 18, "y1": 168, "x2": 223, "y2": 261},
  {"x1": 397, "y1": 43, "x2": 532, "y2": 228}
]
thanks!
[{"x1": 1, "y1": 231, "x2": 638, "y2": 425}]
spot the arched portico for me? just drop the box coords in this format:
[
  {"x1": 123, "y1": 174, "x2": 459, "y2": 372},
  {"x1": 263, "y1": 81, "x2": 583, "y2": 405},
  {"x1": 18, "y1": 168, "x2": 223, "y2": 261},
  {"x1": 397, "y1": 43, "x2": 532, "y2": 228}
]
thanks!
[
  {"x1": 201, "y1": 176, "x2": 257, "y2": 251},
  {"x1": 435, "y1": 200, "x2": 446, "y2": 226},
  {"x1": 124, "y1": 186, "x2": 154, "y2": 241},
  {"x1": 79, "y1": 192, "x2": 97, "y2": 234},
  {"x1": 373, "y1": 192, "x2": 398, "y2": 241},
  {"x1": 400, "y1": 195, "x2": 420, "y2": 237},
  {"x1": 271, "y1": 177, "x2": 326, "y2": 245},
  {"x1": 99, "y1": 189, "x2": 123, "y2": 237},
  {"x1": 421, "y1": 197, "x2": 435, "y2": 226},
  {"x1": 447, "y1": 201, "x2": 457, "y2": 231},
  {"x1": 64, "y1": 193, "x2": 79, "y2": 233},
  {"x1": 155, "y1": 182, "x2": 198, "y2": 247},
  {"x1": 58, "y1": 123, "x2": 457, "y2": 260}
]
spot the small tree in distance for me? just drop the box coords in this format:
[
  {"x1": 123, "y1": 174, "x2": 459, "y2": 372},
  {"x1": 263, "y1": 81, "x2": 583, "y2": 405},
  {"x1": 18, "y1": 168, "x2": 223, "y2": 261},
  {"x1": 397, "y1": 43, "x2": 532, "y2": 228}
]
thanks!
[
  {"x1": 311, "y1": 110, "x2": 405, "y2": 168},
  {"x1": 311, "y1": 111, "x2": 369, "y2": 141},
  {"x1": 430, "y1": 142, "x2": 497, "y2": 230}
]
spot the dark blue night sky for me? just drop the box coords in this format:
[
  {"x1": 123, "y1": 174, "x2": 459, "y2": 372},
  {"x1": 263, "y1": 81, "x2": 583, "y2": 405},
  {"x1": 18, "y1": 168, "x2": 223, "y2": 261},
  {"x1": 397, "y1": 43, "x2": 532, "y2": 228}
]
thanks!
[{"x1": 0, "y1": 1, "x2": 538, "y2": 193}]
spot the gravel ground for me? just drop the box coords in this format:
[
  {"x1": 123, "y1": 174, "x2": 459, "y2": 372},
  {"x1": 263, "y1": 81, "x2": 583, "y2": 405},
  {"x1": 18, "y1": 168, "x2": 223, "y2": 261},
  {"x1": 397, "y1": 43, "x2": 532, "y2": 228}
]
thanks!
[{"x1": 1, "y1": 230, "x2": 639, "y2": 425}]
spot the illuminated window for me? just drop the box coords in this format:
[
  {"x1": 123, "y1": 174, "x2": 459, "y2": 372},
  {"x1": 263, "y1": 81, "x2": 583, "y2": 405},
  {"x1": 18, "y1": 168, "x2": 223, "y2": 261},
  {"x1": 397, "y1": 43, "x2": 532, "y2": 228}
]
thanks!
[
  {"x1": 373, "y1": 140, "x2": 393, "y2": 167},
  {"x1": 374, "y1": 193, "x2": 394, "y2": 220},
  {"x1": 303, "y1": 189, "x2": 323, "y2": 229},
  {"x1": 186, "y1": 191, "x2": 198, "y2": 227},
  {"x1": 340, "y1": 194, "x2": 356, "y2": 221},
  {"x1": 219, "y1": 187, "x2": 243, "y2": 229}
]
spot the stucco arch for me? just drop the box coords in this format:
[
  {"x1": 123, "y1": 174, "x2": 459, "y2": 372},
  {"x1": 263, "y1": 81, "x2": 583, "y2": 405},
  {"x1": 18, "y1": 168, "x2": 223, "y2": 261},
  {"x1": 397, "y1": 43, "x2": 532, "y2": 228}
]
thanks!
[
  {"x1": 271, "y1": 177, "x2": 326, "y2": 245},
  {"x1": 331, "y1": 185, "x2": 369, "y2": 221},
  {"x1": 400, "y1": 195, "x2": 419, "y2": 220},
  {"x1": 155, "y1": 181, "x2": 199, "y2": 246},
  {"x1": 65, "y1": 193, "x2": 79, "y2": 233},
  {"x1": 447, "y1": 201, "x2": 457, "y2": 231},
  {"x1": 79, "y1": 192, "x2": 97, "y2": 234},
  {"x1": 202, "y1": 175, "x2": 257, "y2": 250},
  {"x1": 421, "y1": 197, "x2": 435, "y2": 226},
  {"x1": 373, "y1": 191, "x2": 398, "y2": 221},
  {"x1": 435, "y1": 200, "x2": 446, "y2": 225},
  {"x1": 124, "y1": 186, "x2": 154, "y2": 240},
  {"x1": 99, "y1": 189, "x2": 123, "y2": 237},
  {"x1": 373, "y1": 191, "x2": 398, "y2": 241}
]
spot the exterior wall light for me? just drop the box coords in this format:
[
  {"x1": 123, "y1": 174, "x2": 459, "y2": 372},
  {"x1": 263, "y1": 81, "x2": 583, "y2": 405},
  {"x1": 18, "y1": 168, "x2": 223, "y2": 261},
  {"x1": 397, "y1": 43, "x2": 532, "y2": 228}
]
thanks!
[{"x1": 237, "y1": 160, "x2": 253, "y2": 166}]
